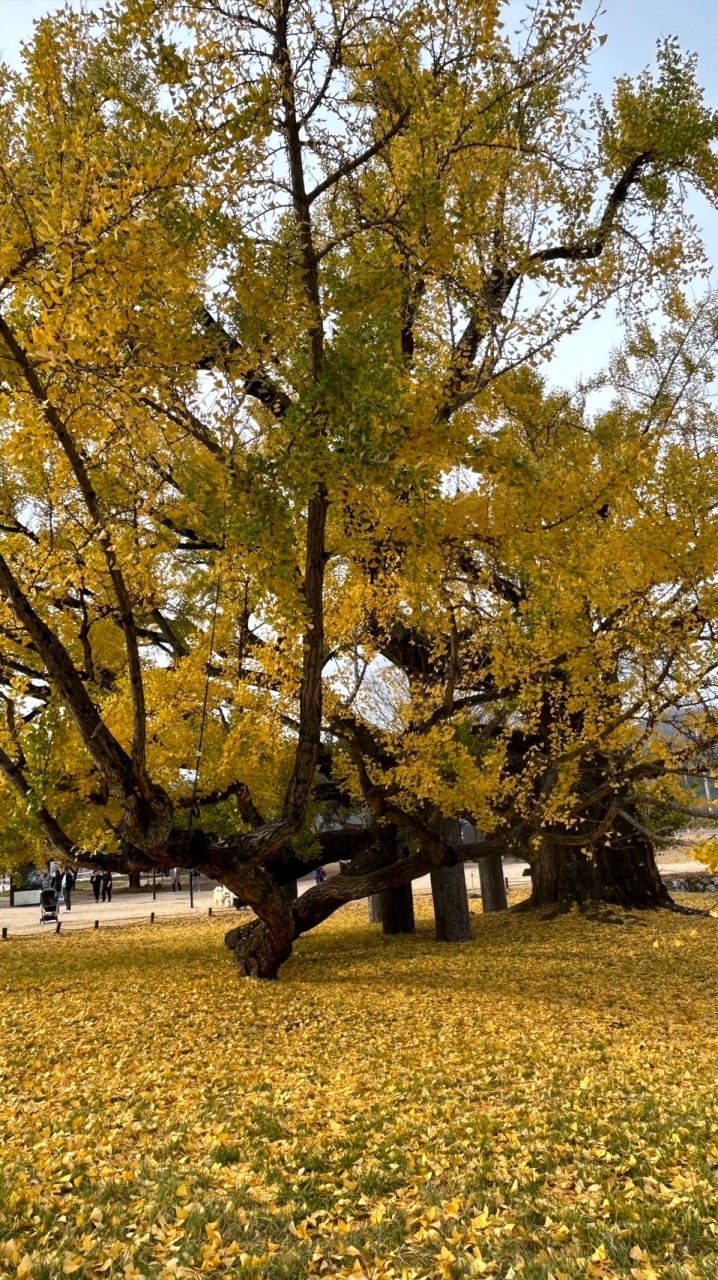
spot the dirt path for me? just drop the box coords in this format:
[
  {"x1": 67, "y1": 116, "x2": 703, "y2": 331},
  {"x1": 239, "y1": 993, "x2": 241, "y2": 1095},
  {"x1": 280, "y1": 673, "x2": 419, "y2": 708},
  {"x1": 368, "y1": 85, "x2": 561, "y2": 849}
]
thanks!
[{"x1": 0, "y1": 852, "x2": 710, "y2": 941}]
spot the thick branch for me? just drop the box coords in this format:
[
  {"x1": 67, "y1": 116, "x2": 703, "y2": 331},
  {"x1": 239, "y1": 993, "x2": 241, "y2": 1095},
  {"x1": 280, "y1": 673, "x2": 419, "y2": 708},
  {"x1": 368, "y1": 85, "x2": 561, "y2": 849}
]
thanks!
[
  {"x1": 0, "y1": 554, "x2": 137, "y2": 800},
  {"x1": 150, "y1": 608, "x2": 189, "y2": 658},
  {"x1": 291, "y1": 835, "x2": 505, "y2": 935},
  {"x1": 0, "y1": 313, "x2": 148, "y2": 778},
  {"x1": 439, "y1": 151, "x2": 653, "y2": 418},
  {"x1": 0, "y1": 742, "x2": 84, "y2": 862},
  {"x1": 197, "y1": 309, "x2": 294, "y2": 418}
]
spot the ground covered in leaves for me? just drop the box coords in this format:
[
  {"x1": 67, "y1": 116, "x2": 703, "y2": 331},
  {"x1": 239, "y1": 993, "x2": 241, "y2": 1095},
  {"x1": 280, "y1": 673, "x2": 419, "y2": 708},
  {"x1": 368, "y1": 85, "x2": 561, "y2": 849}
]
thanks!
[{"x1": 1, "y1": 899, "x2": 718, "y2": 1280}]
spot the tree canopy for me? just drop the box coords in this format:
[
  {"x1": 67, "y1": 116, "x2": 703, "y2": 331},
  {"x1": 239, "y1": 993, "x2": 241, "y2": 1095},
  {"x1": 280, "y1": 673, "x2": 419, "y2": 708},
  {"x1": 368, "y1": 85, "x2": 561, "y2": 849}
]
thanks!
[{"x1": 0, "y1": 0, "x2": 717, "y2": 974}]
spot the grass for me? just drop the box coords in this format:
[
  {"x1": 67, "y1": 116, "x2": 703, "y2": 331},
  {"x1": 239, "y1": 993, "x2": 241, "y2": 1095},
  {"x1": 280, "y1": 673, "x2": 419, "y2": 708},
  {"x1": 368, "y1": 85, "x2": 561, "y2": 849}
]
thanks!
[{"x1": 0, "y1": 897, "x2": 717, "y2": 1279}]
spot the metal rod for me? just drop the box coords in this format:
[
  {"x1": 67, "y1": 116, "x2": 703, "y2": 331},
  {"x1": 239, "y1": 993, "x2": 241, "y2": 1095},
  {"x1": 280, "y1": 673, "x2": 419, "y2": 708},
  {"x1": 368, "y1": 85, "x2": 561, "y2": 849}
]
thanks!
[{"x1": 152, "y1": 868, "x2": 156, "y2": 901}]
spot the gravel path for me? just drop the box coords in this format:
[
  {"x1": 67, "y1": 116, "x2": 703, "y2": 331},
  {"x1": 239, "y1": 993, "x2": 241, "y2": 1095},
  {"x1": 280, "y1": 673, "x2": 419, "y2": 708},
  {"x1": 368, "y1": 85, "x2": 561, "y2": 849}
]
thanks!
[{"x1": 0, "y1": 853, "x2": 709, "y2": 941}]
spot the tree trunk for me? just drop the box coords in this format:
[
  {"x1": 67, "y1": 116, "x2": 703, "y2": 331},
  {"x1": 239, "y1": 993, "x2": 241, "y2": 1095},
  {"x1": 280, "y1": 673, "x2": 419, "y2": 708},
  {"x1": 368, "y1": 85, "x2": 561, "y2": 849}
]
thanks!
[
  {"x1": 225, "y1": 918, "x2": 294, "y2": 979},
  {"x1": 127, "y1": 869, "x2": 142, "y2": 892},
  {"x1": 430, "y1": 820, "x2": 472, "y2": 942},
  {"x1": 478, "y1": 854, "x2": 508, "y2": 912},
  {"x1": 592, "y1": 812, "x2": 671, "y2": 907},
  {"x1": 223, "y1": 868, "x2": 296, "y2": 978},
  {"x1": 379, "y1": 883, "x2": 415, "y2": 934},
  {"x1": 368, "y1": 894, "x2": 382, "y2": 924},
  {"x1": 528, "y1": 808, "x2": 670, "y2": 909},
  {"x1": 431, "y1": 864, "x2": 472, "y2": 940},
  {"x1": 282, "y1": 879, "x2": 298, "y2": 901},
  {"x1": 373, "y1": 825, "x2": 415, "y2": 934},
  {"x1": 529, "y1": 839, "x2": 595, "y2": 906}
]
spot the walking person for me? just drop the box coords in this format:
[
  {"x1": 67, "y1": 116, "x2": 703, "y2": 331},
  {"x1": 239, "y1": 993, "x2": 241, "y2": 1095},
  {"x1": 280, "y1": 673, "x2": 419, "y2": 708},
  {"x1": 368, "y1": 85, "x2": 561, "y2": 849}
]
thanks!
[
  {"x1": 62, "y1": 867, "x2": 73, "y2": 912},
  {"x1": 53, "y1": 865, "x2": 63, "y2": 897},
  {"x1": 101, "y1": 869, "x2": 113, "y2": 903},
  {"x1": 90, "y1": 869, "x2": 101, "y2": 902},
  {"x1": 171, "y1": 867, "x2": 182, "y2": 892}
]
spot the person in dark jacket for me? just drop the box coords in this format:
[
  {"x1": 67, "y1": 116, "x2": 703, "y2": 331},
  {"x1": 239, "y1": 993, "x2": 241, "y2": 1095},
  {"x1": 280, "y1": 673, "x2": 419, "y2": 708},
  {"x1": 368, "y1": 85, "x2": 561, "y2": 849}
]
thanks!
[
  {"x1": 90, "y1": 869, "x2": 101, "y2": 902},
  {"x1": 53, "y1": 867, "x2": 63, "y2": 896},
  {"x1": 62, "y1": 867, "x2": 73, "y2": 912},
  {"x1": 101, "y1": 869, "x2": 113, "y2": 902}
]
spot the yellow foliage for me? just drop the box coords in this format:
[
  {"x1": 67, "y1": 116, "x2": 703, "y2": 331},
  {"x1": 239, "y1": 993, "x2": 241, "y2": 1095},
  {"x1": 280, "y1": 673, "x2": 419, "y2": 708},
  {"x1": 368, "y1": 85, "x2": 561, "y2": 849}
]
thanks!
[{"x1": 1, "y1": 902, "x2": 717, "y2": 1278}]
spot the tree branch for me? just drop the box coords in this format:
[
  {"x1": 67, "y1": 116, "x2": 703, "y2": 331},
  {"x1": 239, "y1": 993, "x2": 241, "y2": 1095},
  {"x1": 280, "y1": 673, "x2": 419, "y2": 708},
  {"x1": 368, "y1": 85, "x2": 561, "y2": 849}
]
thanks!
[
  {"x1": 307, "y1": 106, "x2": 412, "y2": 204},
  {"x1": 0, "y1": 313, "x2": 149, "y2": 779},
  {"x1": 0, "y1": 553, "x2": 137, "y2": 801},
  {"x1": 196, "y1": 308, "x2": 294, "y2": 419},
  {"x1": 439, "y1": 151, "x2": 653, "y2": 418}
]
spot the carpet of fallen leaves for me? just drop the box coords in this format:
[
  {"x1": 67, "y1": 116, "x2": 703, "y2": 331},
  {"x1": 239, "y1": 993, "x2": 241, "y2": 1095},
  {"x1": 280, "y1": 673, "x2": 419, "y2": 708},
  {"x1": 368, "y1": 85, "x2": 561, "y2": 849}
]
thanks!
[{"x1": 1, "y1": 898, "x2": 718, "y2": 1280}]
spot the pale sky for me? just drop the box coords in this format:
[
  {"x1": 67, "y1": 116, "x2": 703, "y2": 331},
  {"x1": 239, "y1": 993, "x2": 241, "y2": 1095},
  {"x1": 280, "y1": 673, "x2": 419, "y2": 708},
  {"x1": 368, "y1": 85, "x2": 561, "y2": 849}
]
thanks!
[{"x1": 0, "y1": 0, "x2": 716, "y2": 384}]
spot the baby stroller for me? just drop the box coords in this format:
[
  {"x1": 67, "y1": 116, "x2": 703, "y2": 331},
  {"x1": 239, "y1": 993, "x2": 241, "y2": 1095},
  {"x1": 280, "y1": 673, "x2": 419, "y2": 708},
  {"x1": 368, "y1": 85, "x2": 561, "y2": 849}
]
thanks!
[{"x1": 40, "y1": 887, "x2": 59, "y2": 924}]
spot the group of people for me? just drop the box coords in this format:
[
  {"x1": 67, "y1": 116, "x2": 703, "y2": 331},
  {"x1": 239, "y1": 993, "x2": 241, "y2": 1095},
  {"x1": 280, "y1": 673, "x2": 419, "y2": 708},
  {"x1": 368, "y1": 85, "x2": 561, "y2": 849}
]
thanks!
[
  {"x1": 90, "y1": 869, "x2": 113, "y2": 903},
  {"x1": 42, "y1": 864, "x2": 113, "y2": 911}
]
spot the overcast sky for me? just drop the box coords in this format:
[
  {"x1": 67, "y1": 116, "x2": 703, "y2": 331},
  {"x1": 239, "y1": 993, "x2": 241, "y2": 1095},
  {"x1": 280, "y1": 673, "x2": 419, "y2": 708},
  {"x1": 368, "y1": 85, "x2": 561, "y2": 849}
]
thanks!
[{"x1": 1, "y1": 0, "x2": 716, "y2": 384}]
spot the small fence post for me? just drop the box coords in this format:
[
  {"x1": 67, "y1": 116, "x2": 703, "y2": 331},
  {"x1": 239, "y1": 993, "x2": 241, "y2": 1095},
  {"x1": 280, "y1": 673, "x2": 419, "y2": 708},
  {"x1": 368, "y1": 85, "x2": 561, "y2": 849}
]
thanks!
[
  {"x1": 55, "y1": 921, "x2": 61, "y2": 934},
  {"x1": 94, "y1": 920, "x2": 99, "y2": 929},
  {"x1": 150, "y1": 911, "x2": 155, "y2": 924},
  {"x1": 1, "y1": 926, "x2": 7, "y2": 940}
]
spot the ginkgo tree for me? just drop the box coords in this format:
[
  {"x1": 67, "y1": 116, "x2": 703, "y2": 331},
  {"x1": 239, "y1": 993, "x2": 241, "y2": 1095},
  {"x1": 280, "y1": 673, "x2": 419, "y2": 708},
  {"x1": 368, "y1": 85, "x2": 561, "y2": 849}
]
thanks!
[
  {"x1": 327, "y1": 296, "x2": 718, "y2": 917},
  {"x1": 0, "y1": 0, "x2": 716, "y2": 976}
]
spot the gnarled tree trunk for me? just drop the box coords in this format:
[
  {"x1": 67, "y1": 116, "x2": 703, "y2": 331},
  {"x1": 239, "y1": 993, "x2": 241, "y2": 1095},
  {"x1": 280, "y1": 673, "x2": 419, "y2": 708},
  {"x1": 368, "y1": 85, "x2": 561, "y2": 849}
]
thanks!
[
  {"x1": 223, "y1": 867, "x2": 296, "y2": 979},
  {"x1": 528, "y1": 839, "x2": 596, "y2": 906},
  {"x1": 527, "y1": 804, "x2": 670, "y2": 909},
  {"x1": 225, "y1": 917, "x2": 294, "y2": 979},
  {"x1": 592, "y1": 812, "x2": 670, "y2": 907}
]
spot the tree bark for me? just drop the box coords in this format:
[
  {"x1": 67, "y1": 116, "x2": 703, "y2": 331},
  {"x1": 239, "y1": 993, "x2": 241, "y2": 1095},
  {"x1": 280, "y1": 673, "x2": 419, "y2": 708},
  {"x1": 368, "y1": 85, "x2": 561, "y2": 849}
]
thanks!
[
  {"x1": 368, "y1": 894, "x2": 382, "y2": 923},
  {"x1": 431, "y1": 863, "x2": 472, "y2": 941},
  {"x1": 223, "y1": 867, "x2": 296, "y2": 978},
  {"x1": 592, "y1": 810, "x2": 670, "y2": 907},
  {"x1": 225, "y1": 917, "x2": 294, "y2": 979},
  {"x1": 372, "y1": 824, "x2": 415, "y2": 933},
  {"x1": 430, "y1": 819, "x2": 472, "y2": 942},
  {"x1": 528, "y1": 839, "x2": 595, "y2": 906},
  {"x1": 527, "y1": 807, "x2": 670, "y2": 909},
  {"x1": 127, "y1": 870, "x2": 143, "y2": 893},
  {"x1": 477, "y1": 854, "x2": 508, "y2": 912},
  {"x1": 378, "y1": 882, "x2": 415, "y2": 934}
]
